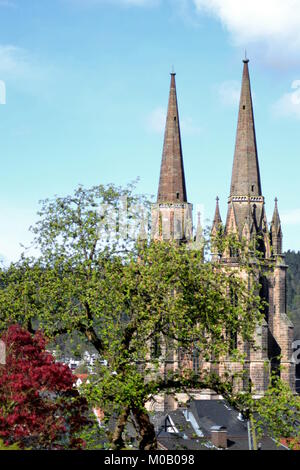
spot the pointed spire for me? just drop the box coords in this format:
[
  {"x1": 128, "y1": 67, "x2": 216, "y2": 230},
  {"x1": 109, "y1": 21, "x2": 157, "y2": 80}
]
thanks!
[
  {"x1": 212, "y1": 196, "x2": 223, "y2": 235},
  {"x1": 230, "y1": 59, "x2": 262, "y2": 197},
  {"x1": 213, "y1": 196, "x2": 222, "y2": 226},
  {"x1": 157, "y1": 73, "x2": 187, "y2": 203},
  {"x1": 271, "y1": 198, "x2": 281, "y2": 230},
  {"x1": 271, "y1": 198, "x2": 282, "y2": 255}
]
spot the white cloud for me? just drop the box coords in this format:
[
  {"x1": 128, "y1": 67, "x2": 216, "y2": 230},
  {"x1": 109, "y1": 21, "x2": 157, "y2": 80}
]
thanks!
[
  {"x1": 65, "y1": 0, "x2": 300, "y2": 64},
  {"x1": 146, "y1": 106, "x2": 202, "y2": 136},
  {"x1": 281, "y1": 208, "x2": 300, "y2": 226},
  {"x1": 181, "y1": 116, "x2": 202, "y2": 136},
  {"x1": 0, "y1": 45, "x2": 26, "y2": 77},
  {"x1": 0, "y1": 45, "x2": 58, "y2": 100},
  {"x1": 193, "y1": 0, "x2": 300, "y2": 64},
  {"x1": 146, "y1": 106, "x2": 166, "y2": 134},
  {"x1": 0, "y1": 45, "x2": 44, "y2": 81},
  {"x1": 217, "y1": 80, "x2": 240, "y2": 107},
  {"x1": 272, "y1": 80, "x2": 300, "y2": 119}
]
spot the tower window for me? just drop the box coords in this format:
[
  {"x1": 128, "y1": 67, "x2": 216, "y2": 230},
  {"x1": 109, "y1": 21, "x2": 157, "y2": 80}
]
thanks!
[
  {"x1": 230, "y1": 246, "x2": 239, "y2": 258},
  {"x1": 176, "y1": 192, "x2": 180, "y2": 200},
  {"x1": 243, "y1": 105, "x2": 246, "y2": 110},
  {"x1": 151, "y1": 337, "x2": 161, "y2": 359},
  {"x1": 174, "y1": 116, "x2": 177, "y2": 121},
  {"x1": 193, "y1": 349, "x2": 199, "y2": 373},
  {"x1": 251, "y1": 185, "x2": 254, "y2": 192}
]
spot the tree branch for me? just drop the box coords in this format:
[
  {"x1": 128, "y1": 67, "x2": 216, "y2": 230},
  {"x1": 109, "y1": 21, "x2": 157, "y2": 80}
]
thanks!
[{"x1": 111, "y1": 406, "x2": 130, "y2": 450}]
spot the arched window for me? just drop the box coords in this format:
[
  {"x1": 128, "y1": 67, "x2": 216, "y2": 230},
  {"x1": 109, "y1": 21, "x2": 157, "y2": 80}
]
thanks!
[
  {"x1": 192, "y1": 349, "x2": 199, "y2": 373},
  {"x1": 151, "y1": 336, "x2": 161, "y2": 359}
]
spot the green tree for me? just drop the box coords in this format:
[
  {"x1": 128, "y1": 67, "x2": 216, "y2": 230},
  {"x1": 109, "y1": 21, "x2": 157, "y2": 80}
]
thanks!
[
  {"x1": 238, "y1": 371, "x2": 300, "y2": 450},
  {"x1": 0, "y1": 183, "x2": 298, "y2": 450}
]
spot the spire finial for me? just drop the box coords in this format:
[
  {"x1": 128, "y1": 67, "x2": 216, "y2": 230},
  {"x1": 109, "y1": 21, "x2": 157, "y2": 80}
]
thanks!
[
  {"x1": 243, "y1": 49, "x2": 249, "y2": 64},
  {"x1": 171, "y1": 65, "x2": 176, "y2": 75},
  {"x1": 275, "y1": 197, "x2": 278, "y2": 205},
  {"x1": 216, "y1": 196, "x2": 219, "y2": 203}
]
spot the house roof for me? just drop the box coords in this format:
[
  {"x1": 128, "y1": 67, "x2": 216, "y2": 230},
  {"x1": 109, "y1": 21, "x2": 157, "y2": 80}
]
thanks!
[
  {"x1": 157, "y1": 435, "x2": 210, "y2": 451},
  {"x1": 189, "y1": 400, "x2": 248, "y2": 437},
  {"x1": 152, "y1": 400, "x2": 289, "y2": 451}
]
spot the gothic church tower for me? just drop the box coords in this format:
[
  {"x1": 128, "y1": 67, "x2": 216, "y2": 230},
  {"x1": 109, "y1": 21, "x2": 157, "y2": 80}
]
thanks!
[
  {"x1": 216, "y1": 59, "x2": 295, "y2": 394},
  {"x1": 149, "y1": 64, "x2": 295, "y2": 411},
  {"x1": 152, "y1": 73, "x2": 193, "y2": 243},
  {"x1": 149, "y1": 73, "x2": 194, "y2": 412}
]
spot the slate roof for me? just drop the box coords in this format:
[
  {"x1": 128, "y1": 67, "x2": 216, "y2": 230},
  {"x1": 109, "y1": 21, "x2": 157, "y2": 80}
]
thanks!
[
  {"x1": 189, "y1": 400, "x2": 248, "y2": 437},
  {"x1": 157, "y1": 435, "x2": 210, "y2": 451},
  {"x1": 153, "y1": 400, "x2": 289, "y2": 451}
]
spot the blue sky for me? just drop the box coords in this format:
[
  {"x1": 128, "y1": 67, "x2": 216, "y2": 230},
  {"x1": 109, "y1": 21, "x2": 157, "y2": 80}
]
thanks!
[{"x1": 0, "y1": 0, "x2": 300, "y2": 261}]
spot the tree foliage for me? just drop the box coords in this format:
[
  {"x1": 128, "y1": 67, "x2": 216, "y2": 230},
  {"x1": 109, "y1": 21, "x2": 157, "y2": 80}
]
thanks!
[
  {"x1": 0, "y1": 325, "x2": 89, "y2": 449},
  {"x1": 0, "y1": 182, "x2": 298, "y2": 450}
]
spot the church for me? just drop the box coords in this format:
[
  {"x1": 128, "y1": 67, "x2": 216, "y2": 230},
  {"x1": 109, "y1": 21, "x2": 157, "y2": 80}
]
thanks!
[{"x1": 150, "y1": 59, "x2": 295, "y2": 410}]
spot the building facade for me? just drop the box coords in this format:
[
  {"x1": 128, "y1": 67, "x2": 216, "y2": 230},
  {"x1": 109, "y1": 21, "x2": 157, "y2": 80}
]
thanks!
[{"x1": 150, "y1": 60, "x2": 295, "y2": 411}]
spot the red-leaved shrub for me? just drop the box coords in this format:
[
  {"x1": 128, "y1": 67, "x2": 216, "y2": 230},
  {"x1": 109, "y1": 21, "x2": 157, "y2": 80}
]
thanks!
[{"x1": 0, "y1": 325, "x2": 90, "y2": 449}]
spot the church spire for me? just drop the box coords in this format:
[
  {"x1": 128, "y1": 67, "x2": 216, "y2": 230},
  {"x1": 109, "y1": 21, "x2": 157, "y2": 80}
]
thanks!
[
  {"x1": 230, "y1": 59, "x2": 262, "y2": 197},
  {"x1": 225, "y1": 59, "x2": 270, "y2": 257},
  {"x1": 157, "y1": 73, "x2": 187, "y2": 203}
]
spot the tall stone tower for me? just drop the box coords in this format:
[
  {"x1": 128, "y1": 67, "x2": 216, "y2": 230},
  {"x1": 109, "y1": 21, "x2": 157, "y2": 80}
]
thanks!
[
  {"x1": 149, "y1": 73, "x2": 193, "y2": 412},
  {"x1": 148, "y1": 64, "x2": 295, "y2": 412},
  {"x1": 215, "y1": 59, "x2": 295, "y2": 394},
  {"x1": 152, "y1": 73, "x2": 193, "y2": 243}
]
